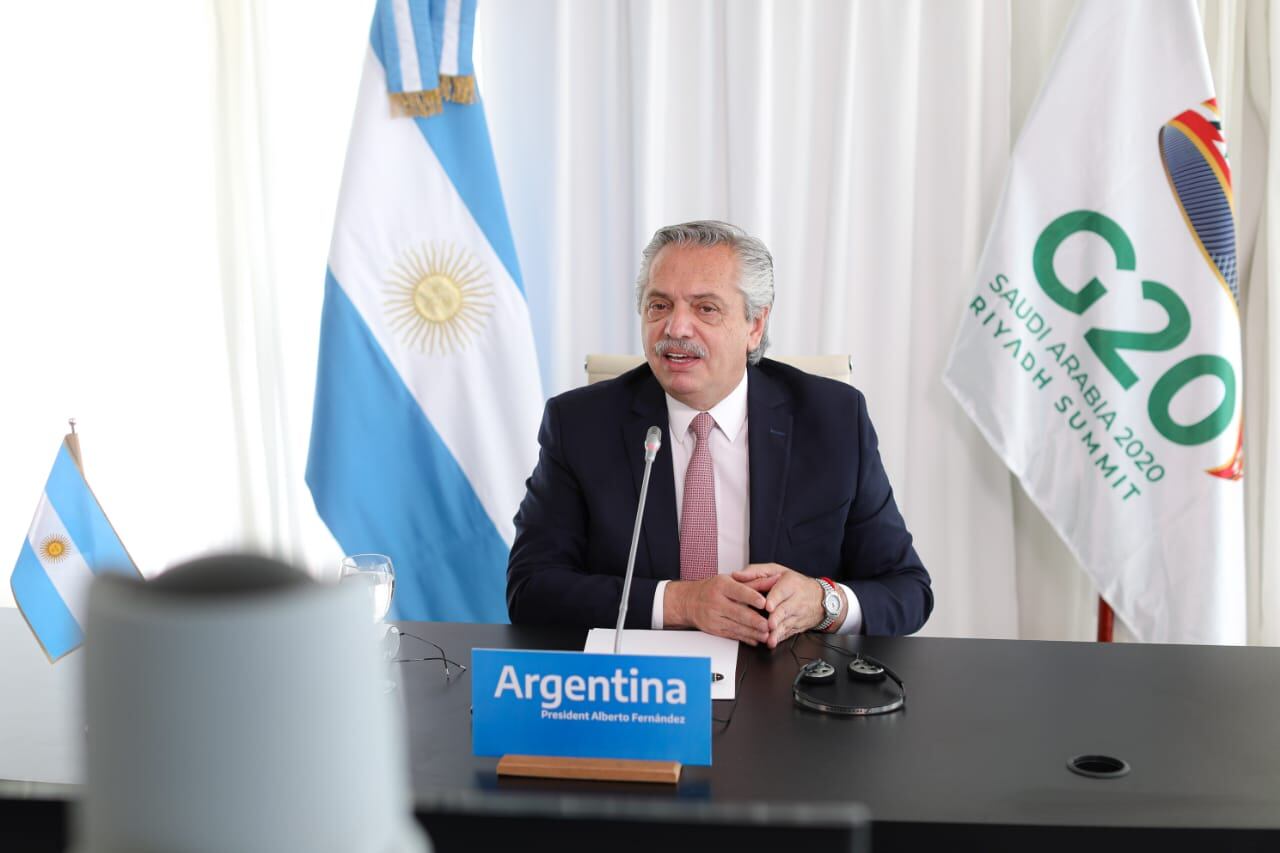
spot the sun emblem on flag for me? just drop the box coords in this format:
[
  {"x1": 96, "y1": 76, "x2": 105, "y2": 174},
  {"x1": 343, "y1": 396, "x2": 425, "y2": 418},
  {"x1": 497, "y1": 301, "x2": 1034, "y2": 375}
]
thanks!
[
  {"x1": 385, "y1": 243, "x2": 494, "y2": 355},
  {"x1": 39, "y1": 534, "x2": 72, "y2": 562}
]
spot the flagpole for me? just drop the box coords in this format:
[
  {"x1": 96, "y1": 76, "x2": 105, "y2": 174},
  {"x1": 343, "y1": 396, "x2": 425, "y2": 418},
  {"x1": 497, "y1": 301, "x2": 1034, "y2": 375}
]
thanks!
[
  {"x1": 61, "y1": 419, "x2": 140, "y2": 572},
  {"x1": 1097, "y1": 597, "x2": 1115, "y2": 643},
  {"x1": 66, "y1": 418, "x2": 84, "y2": 473}
]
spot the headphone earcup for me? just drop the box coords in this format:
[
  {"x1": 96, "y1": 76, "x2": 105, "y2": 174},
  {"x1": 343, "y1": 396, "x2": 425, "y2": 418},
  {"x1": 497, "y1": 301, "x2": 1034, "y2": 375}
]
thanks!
[
  {"x1": 799, "y1": 659, "x2": 837, "y2": 684},
  {"x1": 848, "y1": 656, "x2": 886, "y2": 682}
]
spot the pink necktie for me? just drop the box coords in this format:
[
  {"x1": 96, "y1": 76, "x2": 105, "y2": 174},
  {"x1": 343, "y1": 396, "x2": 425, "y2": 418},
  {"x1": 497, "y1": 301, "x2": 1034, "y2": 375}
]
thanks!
[{"x1": 680, "y1": 412, "x2": 718, "y2": 581}]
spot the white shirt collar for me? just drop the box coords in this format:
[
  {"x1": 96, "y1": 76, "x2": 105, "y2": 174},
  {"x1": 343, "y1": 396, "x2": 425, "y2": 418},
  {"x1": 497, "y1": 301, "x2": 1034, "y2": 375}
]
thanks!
[{"x1": 665, "y1": 369, "x2": 749, "y2": 444}]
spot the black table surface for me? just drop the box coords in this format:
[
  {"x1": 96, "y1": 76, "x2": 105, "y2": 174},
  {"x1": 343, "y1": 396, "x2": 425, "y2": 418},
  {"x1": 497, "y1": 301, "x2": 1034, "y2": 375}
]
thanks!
[
  {"x1": 6, "y1": 624, "x2": 1280, "y2": 852},
  {"x1": 396, "y1": 623, "x2": 1280, "y2": 849}
]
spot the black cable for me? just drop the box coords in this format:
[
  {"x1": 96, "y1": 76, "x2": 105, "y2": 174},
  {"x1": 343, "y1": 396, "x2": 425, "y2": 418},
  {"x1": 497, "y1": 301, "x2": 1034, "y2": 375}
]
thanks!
[
  {"x1": 809, "y1": 632, "x2": 857, "y2": 659},
  {"x1": 712, "y1": 653, "x2": 750, "y2": 733},
  {"x1": 788, "y1": 633, "x2": 821, "y2": 667}
]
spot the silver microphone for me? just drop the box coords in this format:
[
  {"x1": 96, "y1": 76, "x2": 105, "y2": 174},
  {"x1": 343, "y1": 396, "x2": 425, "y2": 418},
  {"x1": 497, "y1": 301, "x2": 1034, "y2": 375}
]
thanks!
[
  {"x1": 615, "y1": 426, "x2": 662, "y2": 654},
  {"x1": 643, "y1": 425, "x2": 662, "y2": 462}
]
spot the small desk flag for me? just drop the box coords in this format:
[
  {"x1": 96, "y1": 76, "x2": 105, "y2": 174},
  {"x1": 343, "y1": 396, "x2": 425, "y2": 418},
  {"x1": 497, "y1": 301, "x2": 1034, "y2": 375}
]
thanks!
[
  {"x1": 10, "y1": 434, "x2": 140, "y2": 661},
  {"x1": 307, "y1": 0, "x2": 542, "y2": 621},
  {"x1": 944, "y1": 0, "x2": 1245, "y2": 643}
]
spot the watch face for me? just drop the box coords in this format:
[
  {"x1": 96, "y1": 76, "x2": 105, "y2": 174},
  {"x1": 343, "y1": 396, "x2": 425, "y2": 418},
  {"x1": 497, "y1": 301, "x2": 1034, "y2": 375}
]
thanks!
[{"x1": 824, "y1": 590, "x2": 841, "y2": 616}]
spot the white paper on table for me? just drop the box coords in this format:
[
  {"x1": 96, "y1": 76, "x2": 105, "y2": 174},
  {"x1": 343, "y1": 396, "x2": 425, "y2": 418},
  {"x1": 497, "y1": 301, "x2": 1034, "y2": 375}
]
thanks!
[{"x1": 583, "y1": 629, "x2": 739, "y2": 700}]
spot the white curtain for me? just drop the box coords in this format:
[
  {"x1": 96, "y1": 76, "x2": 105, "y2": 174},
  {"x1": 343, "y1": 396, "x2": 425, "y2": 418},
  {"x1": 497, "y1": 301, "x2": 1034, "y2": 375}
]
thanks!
[
  {"x1": 475, "y1": 0, "x2": 1280, "y2": 641},
  {"x1": 0, "y1": 2, "x2": 241, "y2": 589},
  {"x1": 479, "y1": 0, "x2": 1020, "y2": 639},
  {"x1": 0, "y1": 0, "x2": 360, "y2": 600},
  {"x1": 206, "y1": 0, "x2": 367, "y2": 578},
  {"x1": 1, "y1": 0, "x2": 1275, "y2": 644}
]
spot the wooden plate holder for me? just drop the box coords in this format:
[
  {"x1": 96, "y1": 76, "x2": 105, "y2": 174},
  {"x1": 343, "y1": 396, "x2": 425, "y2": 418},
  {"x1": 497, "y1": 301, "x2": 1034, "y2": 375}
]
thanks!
[{"x1": 497, "y1": 755, "x2": 681, "y2": 784}]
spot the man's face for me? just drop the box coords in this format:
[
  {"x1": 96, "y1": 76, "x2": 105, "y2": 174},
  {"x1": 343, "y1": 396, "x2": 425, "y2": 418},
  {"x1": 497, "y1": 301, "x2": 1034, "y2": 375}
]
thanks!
[{"x1": 640, "y1": 243, "x2": 768, "y2": 412}]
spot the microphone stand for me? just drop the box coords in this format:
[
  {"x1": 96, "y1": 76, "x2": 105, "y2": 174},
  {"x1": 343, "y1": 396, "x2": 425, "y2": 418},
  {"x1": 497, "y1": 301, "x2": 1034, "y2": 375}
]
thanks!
[{"x1": 614, "y1": 427, "x2": 661, "y2": 654}]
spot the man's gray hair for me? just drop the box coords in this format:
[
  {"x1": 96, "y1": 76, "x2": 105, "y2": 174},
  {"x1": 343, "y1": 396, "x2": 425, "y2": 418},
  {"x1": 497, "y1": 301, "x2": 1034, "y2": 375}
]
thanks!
[{"x1": 634, "y1": 220, "x2": 774, "y2": 365}]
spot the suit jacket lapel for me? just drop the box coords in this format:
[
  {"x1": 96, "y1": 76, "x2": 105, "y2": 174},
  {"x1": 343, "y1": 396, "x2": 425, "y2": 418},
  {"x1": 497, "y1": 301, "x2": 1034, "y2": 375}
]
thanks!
[
  {"x1": 748, "y1": 365, "x2": 792, "y2": 562},
  {"x1": 626, "y1": 374, "x2": 679, "y2": 580}
]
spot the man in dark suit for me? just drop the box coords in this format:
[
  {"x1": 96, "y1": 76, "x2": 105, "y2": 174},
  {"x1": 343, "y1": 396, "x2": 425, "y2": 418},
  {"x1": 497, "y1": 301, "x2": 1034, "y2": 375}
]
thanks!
[{"x1": 507, "y1": 221, "x2": 931, "y2": 645}]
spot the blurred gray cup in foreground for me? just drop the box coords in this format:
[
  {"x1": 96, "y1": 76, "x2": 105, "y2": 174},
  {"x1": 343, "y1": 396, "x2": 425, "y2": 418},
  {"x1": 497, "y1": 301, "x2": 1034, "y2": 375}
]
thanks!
[{"x1": 75, "y1": 553, "x2": 430, "y2": 853}]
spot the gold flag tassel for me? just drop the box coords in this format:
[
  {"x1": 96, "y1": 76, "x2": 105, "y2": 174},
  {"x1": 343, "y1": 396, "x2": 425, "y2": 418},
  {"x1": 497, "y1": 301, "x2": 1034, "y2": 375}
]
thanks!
[
  {"x1": 389, "y1": 88, "x2": 444, "y2": 118},
  {"x1": 439, "y1": 74, "x2": 476, "y2": 105}
]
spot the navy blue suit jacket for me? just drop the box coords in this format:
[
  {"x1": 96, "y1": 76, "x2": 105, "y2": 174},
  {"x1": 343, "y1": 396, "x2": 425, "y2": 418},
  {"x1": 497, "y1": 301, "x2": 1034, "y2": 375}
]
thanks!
[{"x1": 506, "y1": 359, "x2": 932, "y2": 635}]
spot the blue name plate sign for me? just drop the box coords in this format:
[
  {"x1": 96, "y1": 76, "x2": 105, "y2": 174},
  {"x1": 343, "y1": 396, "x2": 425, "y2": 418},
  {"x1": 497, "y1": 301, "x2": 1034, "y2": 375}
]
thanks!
[{"x1": 471, "y1": 649, "x2": 712, "y2": 765}]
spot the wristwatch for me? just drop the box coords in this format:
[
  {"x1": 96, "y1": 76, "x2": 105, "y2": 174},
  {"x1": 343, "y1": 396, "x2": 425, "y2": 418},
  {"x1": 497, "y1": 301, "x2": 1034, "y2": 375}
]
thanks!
[{"x1": 814, "y1": 577, "x2": 843, "y2": 632}]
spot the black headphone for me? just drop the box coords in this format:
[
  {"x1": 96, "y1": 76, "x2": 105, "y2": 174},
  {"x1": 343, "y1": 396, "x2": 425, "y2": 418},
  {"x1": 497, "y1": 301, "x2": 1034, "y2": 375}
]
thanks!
[{"x1": 792, "y1": 653, "x2": 905, "y2": 716}]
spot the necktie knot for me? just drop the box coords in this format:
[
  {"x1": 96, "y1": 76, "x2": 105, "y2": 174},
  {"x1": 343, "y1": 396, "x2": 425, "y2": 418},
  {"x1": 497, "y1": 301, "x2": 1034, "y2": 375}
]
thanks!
[{"x1": 690, "y1": 412, "x2": 715, "y2": 443}]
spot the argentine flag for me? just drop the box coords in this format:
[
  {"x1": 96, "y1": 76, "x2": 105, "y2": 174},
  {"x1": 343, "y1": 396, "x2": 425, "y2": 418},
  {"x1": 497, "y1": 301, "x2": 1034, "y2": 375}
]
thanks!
[
  {"x1": 10, "y1": 437, "x2": 139, "y2": 661},
  {"x1": 307, "y1": 0, "x2": 542, "y2": 622}
]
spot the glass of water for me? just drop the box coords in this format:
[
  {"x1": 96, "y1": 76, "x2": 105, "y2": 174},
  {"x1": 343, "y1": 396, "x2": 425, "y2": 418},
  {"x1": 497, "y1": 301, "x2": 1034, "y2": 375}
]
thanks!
[
  {"x1": 339, "y1": 553, "x2": 395, "y2": 621},
  {"x1": 339, "y1": 553, "x2": 400, "y2": 672}
]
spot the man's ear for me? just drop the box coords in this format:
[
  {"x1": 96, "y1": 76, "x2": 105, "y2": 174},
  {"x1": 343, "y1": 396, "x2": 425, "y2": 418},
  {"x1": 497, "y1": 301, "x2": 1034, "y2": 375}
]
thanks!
[{"x1": 747, "y1": 305, "x2": 770, "y2": 350}]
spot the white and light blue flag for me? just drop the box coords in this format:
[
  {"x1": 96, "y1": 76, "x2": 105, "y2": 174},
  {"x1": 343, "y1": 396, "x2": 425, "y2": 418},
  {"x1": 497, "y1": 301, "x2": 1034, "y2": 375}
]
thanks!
[
  {"x1": 307, "y1": 0, "x2": 542, "y2": 621},
  {"x1": 11, "y1": 436, "x2": 139, "y2": 661}
]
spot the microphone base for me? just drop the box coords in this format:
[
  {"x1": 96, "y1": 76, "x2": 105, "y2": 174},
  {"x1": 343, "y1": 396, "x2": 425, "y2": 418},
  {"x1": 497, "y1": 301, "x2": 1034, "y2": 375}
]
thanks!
[{"x1": 497, "y1": 754, "x2": 681, "y2": 784}]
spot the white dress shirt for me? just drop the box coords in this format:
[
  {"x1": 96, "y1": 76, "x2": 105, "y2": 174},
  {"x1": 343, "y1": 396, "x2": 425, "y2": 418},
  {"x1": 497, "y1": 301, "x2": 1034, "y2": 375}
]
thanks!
[{"x1": 651, "y1": 370, "x2": 863, "y2": 634}]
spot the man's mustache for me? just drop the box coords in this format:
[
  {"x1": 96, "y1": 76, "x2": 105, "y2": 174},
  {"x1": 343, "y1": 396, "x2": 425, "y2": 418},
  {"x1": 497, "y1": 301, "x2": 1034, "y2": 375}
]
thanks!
[{"x1": 653, "y1": 339, "x2": 709, "y2": 359}]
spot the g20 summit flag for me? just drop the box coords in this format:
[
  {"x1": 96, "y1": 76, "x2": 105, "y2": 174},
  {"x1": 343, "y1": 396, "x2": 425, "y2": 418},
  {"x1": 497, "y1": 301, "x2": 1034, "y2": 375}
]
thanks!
[
  {"x1": 307, "y1": 0, "x2": 542, "y2": 621},
  {"x1": 11, "y1": 433, "x2": 140, "y2": 661},
  {"x1": 944, "y1": 0, "x2": 1244, "y2": 644}
]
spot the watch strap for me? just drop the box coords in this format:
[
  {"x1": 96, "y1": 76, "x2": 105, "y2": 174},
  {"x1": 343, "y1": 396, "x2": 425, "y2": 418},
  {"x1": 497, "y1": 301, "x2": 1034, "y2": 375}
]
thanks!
[{"x1": 814, "y1": 577, "x2": 839, "y2": 632}]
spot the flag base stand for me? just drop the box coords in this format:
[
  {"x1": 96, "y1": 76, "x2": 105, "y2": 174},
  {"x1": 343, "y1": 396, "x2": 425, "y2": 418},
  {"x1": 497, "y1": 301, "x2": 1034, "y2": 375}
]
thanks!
[{"x1": 497, "y1": 754, "x2": 681, "y2": 784}]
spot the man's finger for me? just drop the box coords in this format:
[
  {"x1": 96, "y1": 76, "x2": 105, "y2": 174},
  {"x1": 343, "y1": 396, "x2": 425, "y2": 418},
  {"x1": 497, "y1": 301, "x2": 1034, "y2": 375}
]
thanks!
[
  {"x1": 721, "y1": 596, "x2": 768, "y2": 637},
  {"x1": 731, "y1": 568, "x2": 780, "y2": 591},
  {"x1": 739, "y1": 577, "x2": 775, "y2": 594},
  {"x1": 768, "y1": 606, "x2": 800, "y2": 636},
  {"x1": 721, "y1": 579, "x2": 768, "y2": 609},
  {"x1": 720, "y1": 602, "x2": 769, "y2": 636},
  {"x1": 702, "y1": 617, "x2": 754, "y2": 645},
  {"x1": 768, "y1": 614, "x2": 803, "y2": 648},
  {"x1": 733, "y1": 563, "x2": 785, "y2": 582},
  {"x1": 764, "y1": 579, "x2": 799, "y2": 612},
  {"x1": 716, "y1": 613, "x2": 765, "y2": 646},
  {"x1": 739, "y1": 576, "x2": 780, "y2": 595},
  {"x1": 766, "y1": 592, "x2": 793, "y2": 626}
]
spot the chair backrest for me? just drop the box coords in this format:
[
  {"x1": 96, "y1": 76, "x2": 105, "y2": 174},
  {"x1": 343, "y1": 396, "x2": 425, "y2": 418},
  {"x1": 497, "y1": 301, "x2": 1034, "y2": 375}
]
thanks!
[{"x1": 584, "y1": 353, "x2": 853, "y2": 385}]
